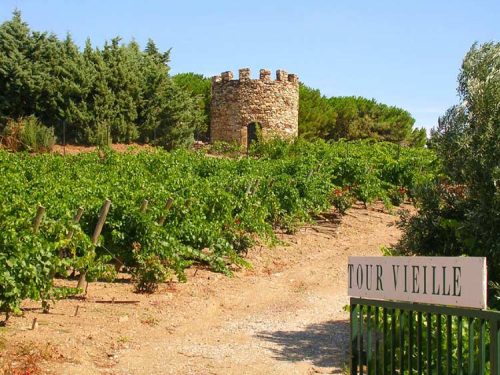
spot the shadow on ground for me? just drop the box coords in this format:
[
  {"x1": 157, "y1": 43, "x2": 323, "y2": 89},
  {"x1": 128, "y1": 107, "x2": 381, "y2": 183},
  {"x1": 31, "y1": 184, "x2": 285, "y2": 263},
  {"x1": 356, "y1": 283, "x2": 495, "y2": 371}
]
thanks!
[{"x1": 256, "y1": 319, "x2": 350, "y2": 371}]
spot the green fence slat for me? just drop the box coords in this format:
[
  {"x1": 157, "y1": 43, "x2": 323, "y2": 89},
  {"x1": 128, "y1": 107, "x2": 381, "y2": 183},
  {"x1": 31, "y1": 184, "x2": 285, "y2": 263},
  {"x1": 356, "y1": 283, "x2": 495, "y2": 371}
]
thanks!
[
  {"x1": 383, "y1": 308, "x2": 387, "y2": 375},
  {"x1": 367, "y1": 306, "x2": 372, "y2": 375},
  {"x1": 457, "y1": 316, "x2": 463, "y2": 375},
  {"x1": 427, "y1": 312, "x2": 432, "y2": 375},
  {"x1": 479, "y1": 318, "x2": 486, "y2": 374},
  {"x1": 491, "y1": 319, "x2": 500, "y2": 375},
  {"x1": 497, "y1": 320, "x2": 500, "y2": 375},
  {"x1": 400, "y1": 309, "x2": 405, "y2": 373},
  {"x1": 417, "y1": 311, "x2": 422, "y2": 375},
  {"x1": 374, "y1": 307, "x2": 379, "y2": 375},
  {"x1": 446, "y1": 315, "x2": 452, "y2": 375},
  {"x1": 392, "y1": 309, "x2": 396, "y2": 375},
  {"x1": 359, "y1": 305, "x2": 364, "y2": 375},
  {"x1": 351, "y1": 303, "x2": 358, "y2": 375},
  {"x1": 437, "y1": 314, "x2": 442, "y2": 375},
  {"x1": 468, "y1": 317, "x2": 475, "y2": 375},
  {"x1": 409, "y1": 310, "x2": 413, "y2": 375}
]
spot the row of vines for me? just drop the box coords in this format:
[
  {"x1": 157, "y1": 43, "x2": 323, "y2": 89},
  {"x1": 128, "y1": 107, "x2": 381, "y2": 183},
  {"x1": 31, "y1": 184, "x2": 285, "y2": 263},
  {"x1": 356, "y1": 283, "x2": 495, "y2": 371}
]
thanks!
[{"x1": 0, "y1": 139, "x2": 439, "y2": 321}]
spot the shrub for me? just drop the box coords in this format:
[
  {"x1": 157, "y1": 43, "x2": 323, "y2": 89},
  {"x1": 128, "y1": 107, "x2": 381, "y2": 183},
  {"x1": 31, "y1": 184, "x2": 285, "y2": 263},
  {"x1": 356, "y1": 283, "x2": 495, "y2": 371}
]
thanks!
[
  {"x1": 133, "y1": 255, "x2": 171, "y2": 293},
  {"x1": 84, "y1": 122, "x2": 112, "y2": 147},
  {"x1": 1, "y1": 117, "x2": 55, "y2": 153},
  {"x1": 330, "y1": 187, "x2": 356, "y2": 214},
  {"x1": 387, "y1": 187, "x2": 406, "y2": 206},
  {"x1": 209, "y1": 140, "x2": 243, "y2": 156},
  {"x1": 396, "y1": 42, "x2": 500, "y2": 307}
]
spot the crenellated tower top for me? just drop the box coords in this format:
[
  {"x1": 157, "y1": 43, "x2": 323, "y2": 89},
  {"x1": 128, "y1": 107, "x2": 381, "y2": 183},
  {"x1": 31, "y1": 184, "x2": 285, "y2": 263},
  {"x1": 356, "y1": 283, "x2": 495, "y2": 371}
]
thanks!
[{"x1": 211, "y1": 68, "x2": 299, "y2": 85}]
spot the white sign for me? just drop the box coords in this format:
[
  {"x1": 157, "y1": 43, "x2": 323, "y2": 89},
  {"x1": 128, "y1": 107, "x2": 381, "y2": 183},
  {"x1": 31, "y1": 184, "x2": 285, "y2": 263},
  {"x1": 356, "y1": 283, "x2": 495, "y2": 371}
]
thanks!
[{"x1": 348, "y1": 257, "x2": 487, "y2": 309}]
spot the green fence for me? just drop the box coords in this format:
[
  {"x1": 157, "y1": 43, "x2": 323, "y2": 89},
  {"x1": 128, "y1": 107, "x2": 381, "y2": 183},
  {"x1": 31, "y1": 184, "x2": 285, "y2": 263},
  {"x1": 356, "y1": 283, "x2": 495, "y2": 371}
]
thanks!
[{"x1": 350, "y1": 298, "x2": 500, "y2": 374}]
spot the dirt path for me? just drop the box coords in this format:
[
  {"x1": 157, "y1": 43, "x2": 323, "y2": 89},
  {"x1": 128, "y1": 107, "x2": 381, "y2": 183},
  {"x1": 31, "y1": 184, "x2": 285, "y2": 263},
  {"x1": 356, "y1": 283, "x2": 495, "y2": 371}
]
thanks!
[{"x1": 0, "y1": 203, "x2": 405, "y2": 375}]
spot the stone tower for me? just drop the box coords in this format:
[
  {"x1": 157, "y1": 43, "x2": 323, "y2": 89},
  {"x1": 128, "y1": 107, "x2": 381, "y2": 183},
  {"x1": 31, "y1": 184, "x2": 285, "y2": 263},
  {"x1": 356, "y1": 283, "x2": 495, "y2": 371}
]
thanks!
[{"x1": 210, "y1": 68, "x2": 299, "y2": 147}]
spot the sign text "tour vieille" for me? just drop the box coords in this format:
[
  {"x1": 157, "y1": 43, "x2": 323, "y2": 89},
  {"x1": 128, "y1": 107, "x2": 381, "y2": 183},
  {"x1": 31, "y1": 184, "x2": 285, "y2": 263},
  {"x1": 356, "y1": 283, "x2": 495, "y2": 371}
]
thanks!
[{"x1": 348, "y1": 263, "x2": 462, "y2": 297}]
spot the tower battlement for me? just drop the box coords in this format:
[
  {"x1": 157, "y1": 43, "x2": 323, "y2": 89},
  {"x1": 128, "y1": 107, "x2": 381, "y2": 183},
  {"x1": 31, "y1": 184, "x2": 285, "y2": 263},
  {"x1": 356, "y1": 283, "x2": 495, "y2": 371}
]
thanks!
[
  {"x1": 211, "y1": 68, "x2": 299, "y2": 84},
  {"x1": 210, "y1": 67, "x2": 299, "y2": 147}
]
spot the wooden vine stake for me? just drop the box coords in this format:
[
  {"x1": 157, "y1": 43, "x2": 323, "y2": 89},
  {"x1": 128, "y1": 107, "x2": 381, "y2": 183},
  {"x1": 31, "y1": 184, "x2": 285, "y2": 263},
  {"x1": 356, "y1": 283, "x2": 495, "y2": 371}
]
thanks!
[
  {"x1": 32, "y1": 205, "x2": 45, "y2": 233},
  {"x1": 158, "y1": 198, "x2": 173, "y2": 226},
  {"x1": 140, "y1": 199, "x2": 149, "y2": 213},
  {"x1": 246, "y1": 179, "x2": 260, "y2": 196},
  {"x1": 59, "y1": 207, "x2": 84, "y2": 259},
  {"x1": 67, "y1": 207, "x2": 84, "y2": 240},
  {"x1": 77, "y1": 199, "x2": 111, "y2": 291}
]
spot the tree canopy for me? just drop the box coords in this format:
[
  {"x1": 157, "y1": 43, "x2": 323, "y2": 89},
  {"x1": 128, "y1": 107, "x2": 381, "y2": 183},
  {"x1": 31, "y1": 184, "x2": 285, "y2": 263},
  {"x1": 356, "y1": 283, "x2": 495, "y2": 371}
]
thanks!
[
  {"x1": 172, "y1": 72, "x2": 211, "y2": 141},
  {"x1": 299, "y1": 85, "x2": 426, "y2": 146},
  {"x1": 0, "y1": 11, "x2": 204, "y2": 148},
  {"x1": 397, "y1": 42, "x2": 500, "y2": 305}
]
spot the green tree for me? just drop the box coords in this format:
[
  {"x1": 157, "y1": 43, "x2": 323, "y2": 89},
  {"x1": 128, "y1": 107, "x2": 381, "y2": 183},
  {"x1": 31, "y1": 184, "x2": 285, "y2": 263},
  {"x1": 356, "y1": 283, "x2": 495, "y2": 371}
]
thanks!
[
  {"x1": 0, "y1": 10, "x2": 36, "y2": 122},
  {"x1": 153, "y1": 81, "x2": 206, "y2": 150},
  {"x1": 298, "y1": 84, "x2": 337, "y2": 139},
  {"x1": 298, "y1": 84, "x2": 425, "y2": 146},
  {"x1": 55, "y1": 36, "x2": 95, "y2": 143},
  {"x1": 80, "y1": 39, "x2": 115, "y2": 145},
  {"x1": 0, "y1": 12, "x2": 206, "y2": 148},
  {"x1": 397, "y1": 42, "x2": 500, "y2": 306},
  {"x1": 137, "y1": 39, "x2": 171, "y2": 143},
  {"x1": 172, "y1": 73, "x2": 210, "y2": 141},
  {"x1": 100, "y1": 37, "x2": 141, "y2": 142}
]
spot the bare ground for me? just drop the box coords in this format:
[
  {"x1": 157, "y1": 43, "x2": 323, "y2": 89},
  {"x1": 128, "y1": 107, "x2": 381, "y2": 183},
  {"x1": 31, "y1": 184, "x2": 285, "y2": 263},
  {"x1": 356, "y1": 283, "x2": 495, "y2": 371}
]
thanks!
[
  {"x1": 0, "y1": 203, "x2": 406, "y2": 375},
  {"x1": 51, "y1": 143, "x2": 154, "y2": 155}
]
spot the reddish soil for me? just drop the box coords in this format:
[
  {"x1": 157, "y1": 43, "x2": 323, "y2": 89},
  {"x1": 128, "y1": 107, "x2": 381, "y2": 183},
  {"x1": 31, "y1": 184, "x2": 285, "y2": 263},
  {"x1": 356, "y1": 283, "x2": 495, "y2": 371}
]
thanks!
[
  {"x1": 0, "y1": 203, "x2": 407, "y2": 375},
  {"x1": 51, "y1": 144, "x2": 155, "y2": 155}
]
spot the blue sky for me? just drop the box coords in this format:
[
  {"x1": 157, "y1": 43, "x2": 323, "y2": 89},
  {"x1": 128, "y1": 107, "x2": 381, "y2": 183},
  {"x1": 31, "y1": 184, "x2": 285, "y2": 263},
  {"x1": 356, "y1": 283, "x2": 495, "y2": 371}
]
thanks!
[{"x1": 1, "y1": 1, "x2": 498, "y2": 131}]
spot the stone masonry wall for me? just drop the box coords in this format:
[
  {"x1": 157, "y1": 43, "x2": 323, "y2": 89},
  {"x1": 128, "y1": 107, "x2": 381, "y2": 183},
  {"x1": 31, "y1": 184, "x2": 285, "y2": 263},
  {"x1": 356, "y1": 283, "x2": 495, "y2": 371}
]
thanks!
[{"x1": 210, "y1": 68, "x2": 299, "y2": 146}]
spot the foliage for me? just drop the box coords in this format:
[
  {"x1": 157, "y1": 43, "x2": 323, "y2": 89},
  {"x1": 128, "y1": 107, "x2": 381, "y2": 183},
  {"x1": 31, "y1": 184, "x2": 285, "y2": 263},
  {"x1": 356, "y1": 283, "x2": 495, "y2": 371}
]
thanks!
[
  {"x1": 0, "y1": 139, "x2": 436, "y2": 318},
  {"x1": 133, "y1": 254, "x2": 171, "y2": 293},
  {"x1": 208, "y1": 141, "x2": 244, "y2": 156},
  {"x1": 1, "y1": 116, "x2": 55, "y2": 152},
  {"x1": 151, "y1": 81, "x2": 206, "y2": 150},
  {"x1": 396, "y1": 42, "x2": 500, "y2": 307},
  {"x1": 298, "y1": 85, "x2": 337, "y2": 139},
  {"x1": 172, "y1": 73, "x2": 211, "y2": 141},
  {"x1": 299, "y1": 84, "x2": 427, "y2": 146},
  {"x1": 0, "y1": 209, "x2": 85, "y2": 317},
  {"x1": 0, "y1": 12, "x2": 204, "y2": 148}
]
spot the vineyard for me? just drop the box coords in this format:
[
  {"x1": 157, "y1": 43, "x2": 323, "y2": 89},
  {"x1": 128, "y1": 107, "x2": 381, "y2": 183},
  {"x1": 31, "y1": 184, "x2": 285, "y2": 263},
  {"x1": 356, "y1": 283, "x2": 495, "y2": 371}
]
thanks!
[{"x1": 0, "y1": 139, "x2": 438, "y2": 322}]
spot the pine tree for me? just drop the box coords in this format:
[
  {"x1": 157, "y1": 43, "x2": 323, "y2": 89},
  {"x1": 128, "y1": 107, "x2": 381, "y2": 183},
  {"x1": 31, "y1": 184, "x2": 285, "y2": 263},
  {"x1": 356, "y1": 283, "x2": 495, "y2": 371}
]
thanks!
[{"x1": 0, "y1": 10, "x2": 35, "y2": 122}]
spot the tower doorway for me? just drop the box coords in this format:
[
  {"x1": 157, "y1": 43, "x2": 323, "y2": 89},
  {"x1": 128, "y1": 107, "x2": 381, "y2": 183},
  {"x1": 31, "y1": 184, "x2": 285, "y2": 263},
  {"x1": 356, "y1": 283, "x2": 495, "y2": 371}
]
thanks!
[{"x1": 247, "y1": 122, "x2": 261, "y2": 151}]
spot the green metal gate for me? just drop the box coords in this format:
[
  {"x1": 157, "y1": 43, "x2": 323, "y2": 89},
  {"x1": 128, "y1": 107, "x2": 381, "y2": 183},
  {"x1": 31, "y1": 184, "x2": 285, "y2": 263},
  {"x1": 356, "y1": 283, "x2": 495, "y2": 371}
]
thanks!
[{"x1": 350, "y1": 298, "x2": 500, "y2": 374}]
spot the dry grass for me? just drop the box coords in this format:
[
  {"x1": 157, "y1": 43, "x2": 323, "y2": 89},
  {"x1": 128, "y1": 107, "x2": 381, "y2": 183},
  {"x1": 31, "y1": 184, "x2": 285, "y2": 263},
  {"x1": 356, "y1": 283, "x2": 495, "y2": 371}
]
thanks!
[{"x1": 0, "y1": 341, "x2": 62, "y2": 375}]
